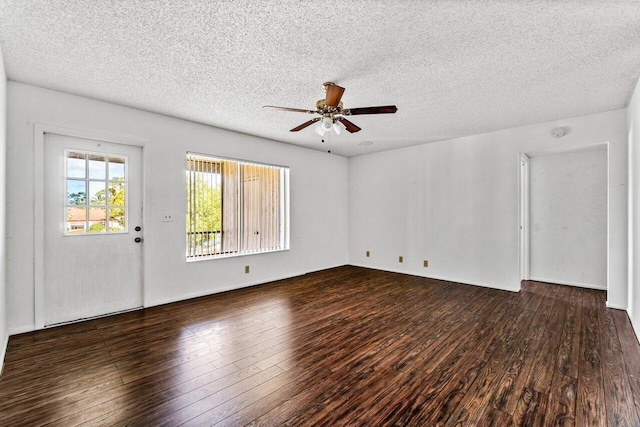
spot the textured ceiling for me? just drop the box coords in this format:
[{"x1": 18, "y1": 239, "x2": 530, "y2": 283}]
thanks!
[{"x1": 1, "y1": 1, "x2": 640, "y2": 157}]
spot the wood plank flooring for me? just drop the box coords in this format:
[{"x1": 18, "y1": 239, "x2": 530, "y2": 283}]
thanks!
[{"x1": 1, "y1": 265, "x2": 639, "y2": 426}]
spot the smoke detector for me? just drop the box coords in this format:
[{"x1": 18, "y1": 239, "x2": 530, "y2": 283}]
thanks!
[{"x1": 551, "y1": 127, "x2": 566, "y2": 138}]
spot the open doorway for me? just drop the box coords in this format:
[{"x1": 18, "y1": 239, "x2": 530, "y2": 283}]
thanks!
[{"x1": 520, "y1": 145, "x2": 608, "y2": 291}]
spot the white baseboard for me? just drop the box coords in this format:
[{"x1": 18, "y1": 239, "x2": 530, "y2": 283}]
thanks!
[
  {"x1": 9, "y1": 264, "x2": 350, "y2": 333},
  {"x1": 348, "y1": 263, "x2": 521, "y2": 293},
  {"x1": 528, "y1": 276, "x2": 606, "y2": 290},
  {"x1": 148, "y1": 274, "x2": 300, "y2": 308},
  {"x1": 606, "y1": 301, "x2": 628, "y2": 310},
  {"x1": 9, "y1": 325, "x2": 35, "y2": 336},
  {"x1": 148, "y1": 264, "x2": 347, "y2": 308}
]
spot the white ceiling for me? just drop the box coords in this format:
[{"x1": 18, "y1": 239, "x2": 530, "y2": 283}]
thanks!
[{"x1": 1, "y1": 1, "x2": 640, "y2": 157}]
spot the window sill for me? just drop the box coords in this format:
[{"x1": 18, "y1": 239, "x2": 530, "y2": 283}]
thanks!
[{"x1": 186, "y1": 247, "x2": 290, "y2": 262}]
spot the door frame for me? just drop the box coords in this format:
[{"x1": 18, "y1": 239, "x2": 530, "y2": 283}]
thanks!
[
  {"x1": 519, "y1": 153, "x2": 530, "y2": 282},
  {"x1": 34, "y1": 123, "x2": 147, "y2": 329}
]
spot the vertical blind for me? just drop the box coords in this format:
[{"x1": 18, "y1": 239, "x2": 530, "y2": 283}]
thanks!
[{"x1": 186, "y1": 153, "x2": 287, "y2": 259}]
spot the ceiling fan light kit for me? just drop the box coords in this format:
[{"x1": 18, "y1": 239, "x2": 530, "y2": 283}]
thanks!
[
  {"x1": 264, "y1": 82, "x2": 398, "y2": 135},
  {"x1": 332, "y1": 120, "x2": 343, "y2": 135},
  {"x1": 315, "y1": 116, "x2": 334, "y2": 136}
]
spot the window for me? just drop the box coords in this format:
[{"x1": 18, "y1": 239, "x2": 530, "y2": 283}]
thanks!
[
  {"x1": 65, "y1": 150, "x2": 127, "y2": 234},
  {"x1": 186, "y1": 153, "x2": 289, "y2": 259}
]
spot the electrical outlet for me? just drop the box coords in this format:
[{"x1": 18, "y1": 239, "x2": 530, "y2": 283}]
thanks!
[
  {"x1": 163, "y1": 212, "x2": 173, "y2": 222},
  {"x1": 245, "y1": 265, "x2": 250, "y2": 274},
  {"x1": 399, "y1": 256, "x2": 403, "y2": 263},
  {"x1": 366, "y1": 251, "x2": 370, "y2": 257},
  {"x1": 424, "y1": 260, "x2": 429, "y2": 267}
]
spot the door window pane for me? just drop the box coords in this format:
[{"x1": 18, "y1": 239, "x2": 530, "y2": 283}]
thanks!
[
  {"x1": 66, "y1": 207, "x2": 87, "y2": 233},
  {"x1": 109, "y1": 157, "x2": 126, "y2": 180},
  {"x1": 88, "y1": 208, "x2": 107, "y2": 233},
  {"x1": 108, "y1": 208, "x2": 126, "y2": 231},
  {"x1": 67, "y1": 180, "x2": 87, "y2": 205},
  {"x1": 89, "y1": 181, "x2": 106, "y2": 205},
  {"x1": 88, "y1": 154, "x2": 106, "y2": 179},
  {"x1": 108, "y1": 181, "x2": 125, "y2": 206},
  {"x1": 67, "y1": 152, "x2": 86, "y2": 178}
]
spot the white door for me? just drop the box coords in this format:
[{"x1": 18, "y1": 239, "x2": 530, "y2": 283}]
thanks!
[{"x1": 43, "y1": 133, "x2": 143, "y2": 326}]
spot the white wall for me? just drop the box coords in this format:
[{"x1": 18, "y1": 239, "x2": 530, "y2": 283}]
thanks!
[
  {"x1": 6, "y1": 82, "x2": 349, "y2": 334},
  {"x1": 4, "y1": 81, "x2": 633, "y2": 336},
  {"x1": 349, "y1": 110, "x2": 628, "y2": 305},
  {"x1": 529, "y1": 148, "x2": 607, "y2": 289},
  {"x1": 0, "y1": 47, "x2": 7, "y2": 366},
  {"x1": 628, "y1": 78, "x2": 640, "y2": 335}
]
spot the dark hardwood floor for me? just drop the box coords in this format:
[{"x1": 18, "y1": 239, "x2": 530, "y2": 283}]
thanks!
[{"x1": 2, "y1": 266, "x2": 639, "y2": 426}]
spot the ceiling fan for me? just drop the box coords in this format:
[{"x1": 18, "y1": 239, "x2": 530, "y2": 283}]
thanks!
[{"x1": 263, "y1": 82, "x2": 398, "y2": 135}]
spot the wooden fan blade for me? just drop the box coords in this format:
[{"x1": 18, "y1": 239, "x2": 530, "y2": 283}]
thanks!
[
  {"x1": 337, "y1": 117, "x2": 361, "y2": 133},
  {"x1": 345, "y1": 105, "x2": 398, "y2": 115},
  {"x1": 263, "y1": 105, "x2": 316, "y2": 114},
  {"x1": 290, "y1": 118, "x2": 320, "y2": 132},
  {"x1": 325, "y1": 84, "x2": 345, "y2": 107}
]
